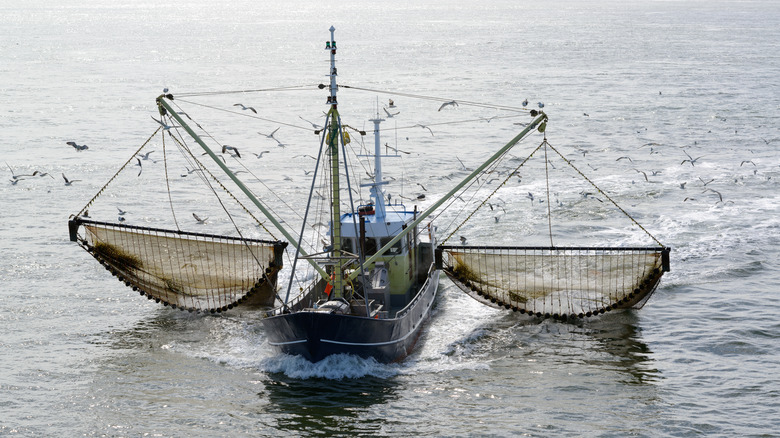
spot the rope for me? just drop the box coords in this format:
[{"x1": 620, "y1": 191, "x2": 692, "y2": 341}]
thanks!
[
  {"x1": 175, "y1": 98, "x2": 315, "y2": 133},
  {"x1": 442, "y1": 136, "x2": 664, "y2": 247},
  {"x1": 161, "y1": 129, "x2": 181, "y2": 231},
  {"x1": 164, "y1": 130, "x2": 278, "y2": 240},
  {"x1": 543, "y1": 139, "x2": 554, "y2": 247},
  {"x1": 442, "y1": 141, "x2": 545, "y2": 244},
  {"x1": 339, "y1": 84, "x2": 529, "y2": 113},
  {"x1": 75, "y1": 127, "x2": 162, "y2": 218},
  {"x1": 544, "y1": 141, "x2": 664, "y2": 246},
  {"x1": 172, "y1": 84, "x2": 320, "y2": 98}
]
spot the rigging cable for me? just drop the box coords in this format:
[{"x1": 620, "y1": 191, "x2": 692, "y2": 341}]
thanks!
[{"x1": 74, "y1": 126, "x2": 162, "y2": 218}]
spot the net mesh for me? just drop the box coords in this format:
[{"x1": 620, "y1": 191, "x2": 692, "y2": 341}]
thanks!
[
  {"x1": 72, "y1": 219, "x2": 285, "y2": 313},
  {"x1": 439, "y1": 246, "x2": 669, "y2": 319}
]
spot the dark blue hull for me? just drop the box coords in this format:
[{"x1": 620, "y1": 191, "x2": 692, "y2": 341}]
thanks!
[{"x1": 263, "y1": 271, "x2": 439, "y2": 363}]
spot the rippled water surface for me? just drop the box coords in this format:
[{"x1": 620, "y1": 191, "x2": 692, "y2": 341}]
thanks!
[{"x1": 2, "y1": 1, "x2": 779, "y2": 436}]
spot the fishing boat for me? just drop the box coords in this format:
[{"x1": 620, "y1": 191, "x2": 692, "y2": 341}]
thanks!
[{"x1": 68, "y1": 26, "x2": 670, "y2": 363}]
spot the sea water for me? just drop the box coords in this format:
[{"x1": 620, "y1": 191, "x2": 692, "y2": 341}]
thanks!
[{"x1": 2, "y1": 0, "x2": 779, "y2": 436}]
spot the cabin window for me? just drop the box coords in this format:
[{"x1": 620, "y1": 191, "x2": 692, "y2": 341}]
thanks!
[
  {"x1": 341, "y1": 238, "x2": 354, "y2": 255},
  {"x1": 380, "y1": 236, "x2": 404, "y2": 255},
  {"x1": 364, "y1": 237, "x2": 378, "y2": 256}
]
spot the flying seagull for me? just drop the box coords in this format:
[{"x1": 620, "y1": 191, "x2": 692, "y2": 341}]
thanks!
[
  {"x1": 30, "y1": 171, "x2": 54, "y2": 179},
  {"x1": 66, "y1": 141, "x2": 89, "y2": 151},
  {"x1": 233, "y1": 103, "x2": 257, "y2": 114},
  {"x1": 633, "y1": 168, "x2": 649, "y2": 181},
  {"x1": 438, "y1": 100, "x2": 458, "y2": 111},
  {"x1": 681, "y1": 150, "x2": 703, "y2": 166},
  {"x1": 151, "y1": 115, "x2": 180, "y2": 131},
  {"x1": 222, "y1": 144, "x2": 241, "y2": 158},
  {"x1": 259, "y1": 127, "x2": 280, "y2": 140},
  {"x1": 298, "y1": 116, "x2": 322, "y2": 130},
  {"x1": 62, "y1": 173, "x2": 80, "y2": 186},
  {"x1": 192, "y1": 213, "x2": 208, "y2": 224},
  {"x1": 414, "y1": 124, "x2": 434, "y2": 136},
  {"x1": 383, "y1": 107, "x2": 400, "y2": 118}
]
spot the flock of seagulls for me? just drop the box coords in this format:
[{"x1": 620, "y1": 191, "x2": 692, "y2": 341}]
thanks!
[
  {"x1": 9, "y1": 94, "x2": 772, "y2": 236},
  {"x1": 6, "y1": 162, "x2": 54, "y2": 184}
]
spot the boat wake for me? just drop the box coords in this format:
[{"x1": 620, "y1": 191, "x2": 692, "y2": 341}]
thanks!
[{"x1": 259, "y1": 353, "x2": 401, "y2": 380}]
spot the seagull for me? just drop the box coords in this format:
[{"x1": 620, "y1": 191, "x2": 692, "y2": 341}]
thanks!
[
  {"x1": 417, "y1": 182, "x2": 427, "y2": 192},
  {"x1": 488, "y1": 202, "x2": 506, "y2": 214},
  {"x1": 117, "y1": 207, "x2": 127, "y2": 216},
  {"x1": 740, "y1": 160, "x2": 756, "y2": 167},
  {"x1": 703, "y1": 188, "x2": 723, "y2": 202},
  {"x1": 616, "y1": 156, "x2": 633, "y2": 163},
  {"x1": 415, "y1": 124, "x2": 434, "y2": 136},
  {"x1": 5, "y1": 163, "x2": 29, "y2": 181},
  {"x1": 118, "y1": 215, "x2": 126, "y2": 222},
  {"x1": 522, "y1": 99, "x2": 528, "y2": 107},
  {"x1": 537, "y1": 102, "x2": 545, "y2": 108},
  {"x1": 633, "y1": 168, "x2": 649, "y2": 181},
  {"x1": 383, "y1": 107, "x2": 400, "y2": 118},
  {"x1": 192, "y1": 213, "x2": 208, "y2": 224},
  {"x1": 30, "y1": 171, "x2": 54, "y2": 179},
  {"x1": 293, "y1": 154, "x2": 317, "y2": 160},
  {"x1": 135, "y1": 158, "x2": 143, "y2": 176},
  {"x1": 233, "y1": 103, "x2": 257, "y2": 114},
  {"x1": 460, "y1": 236, "x2": 467, "y2": 245},
  {"x1": 140, "y1": 150, "x2": 155, "y2": 160},
  {"x1": 259, "y1": 127, "x2": 280, "y2": 140},
  {"x1": 388, "y1": 99, "x2": 396, "y2": 108},
  {"x1": 151, "y1": 115, "x2": 180, "y2": 131},
  {"x1": 62, "y1": 173, "x2": 80, "y2": 186},
  {"x1": 298, "y1": 116, "x2": 322, "y2": 130},
  {"x1": 455, "y1": 155, "x2": 471, "y2": 171},
  {"x1": 385, "y1": 144, "x2": 412, "y2": 155},
  {"x1": 698, "y1": 177, "x2": 714, "y2": 186},
  {"x1": 222, "y1": 144, "x2": 241, "y2": 158},
  {"x1": 438, "y1": 101, "x2": 458, "y2": 111},
  {"x1": 181, "y1": 167, "x2": 202, "y2": 177},
  {"x1": 66, "y1": 141, "x2": 89, "y2": 151},
  {"x1": 253, "y1": 150, "x2": 270, "y2": 159},
  {"x1": 526, "y1": 192, "x2": 534, "y2": 204},
  {"x1": 581, "y1": 192, "x2": 602, "y2": 202},
  {"x1": 681, "y1": 150, "x2": 702, "y2": 166}
]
